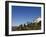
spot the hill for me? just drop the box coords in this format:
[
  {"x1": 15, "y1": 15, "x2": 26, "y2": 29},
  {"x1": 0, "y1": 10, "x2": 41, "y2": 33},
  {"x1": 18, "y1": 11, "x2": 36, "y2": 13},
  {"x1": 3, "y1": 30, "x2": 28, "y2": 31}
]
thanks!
[{"x1": 12, "y1": 21, "x2": 41, "y2": 31}]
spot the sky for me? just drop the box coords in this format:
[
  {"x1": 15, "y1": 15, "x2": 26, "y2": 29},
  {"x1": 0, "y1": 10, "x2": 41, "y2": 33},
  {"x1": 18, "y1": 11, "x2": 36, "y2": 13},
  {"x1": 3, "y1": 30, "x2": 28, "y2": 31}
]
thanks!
[{"x1": 12, "y1": 6, "x2": 41, "y2": 26}]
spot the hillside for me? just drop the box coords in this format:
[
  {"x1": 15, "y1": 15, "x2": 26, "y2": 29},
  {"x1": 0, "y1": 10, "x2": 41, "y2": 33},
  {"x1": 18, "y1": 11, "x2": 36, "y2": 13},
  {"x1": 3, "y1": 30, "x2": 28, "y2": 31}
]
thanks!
[{"x1": 12, "y1": 21, "x2": 41, "y2": 31}]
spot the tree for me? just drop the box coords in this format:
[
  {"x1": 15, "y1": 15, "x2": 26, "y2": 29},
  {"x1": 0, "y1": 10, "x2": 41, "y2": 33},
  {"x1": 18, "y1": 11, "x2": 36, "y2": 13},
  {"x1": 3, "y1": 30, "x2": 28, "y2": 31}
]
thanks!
[
  {"x1": 27, "y1": 21, "x2": 31, "y2": 25},
  {"x1": 23, "y1": 24, "x2": 26, "y2": 30},
  {"x1": 18, "y1": 24, "x2": 22, "y2": 30}
]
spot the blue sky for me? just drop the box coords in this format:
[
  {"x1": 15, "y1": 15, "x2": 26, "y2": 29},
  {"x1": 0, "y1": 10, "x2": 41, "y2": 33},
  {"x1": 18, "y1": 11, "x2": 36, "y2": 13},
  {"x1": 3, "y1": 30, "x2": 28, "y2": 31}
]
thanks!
[{"x1": 12, "y1": 6, "x2": 41, "y2": 26}]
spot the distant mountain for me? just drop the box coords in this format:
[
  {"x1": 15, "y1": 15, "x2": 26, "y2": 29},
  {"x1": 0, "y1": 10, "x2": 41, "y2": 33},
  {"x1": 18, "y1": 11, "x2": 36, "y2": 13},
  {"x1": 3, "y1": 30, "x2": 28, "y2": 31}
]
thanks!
[{"x1": 32, "y1": 17, "x2": 41, "y2": 23}]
